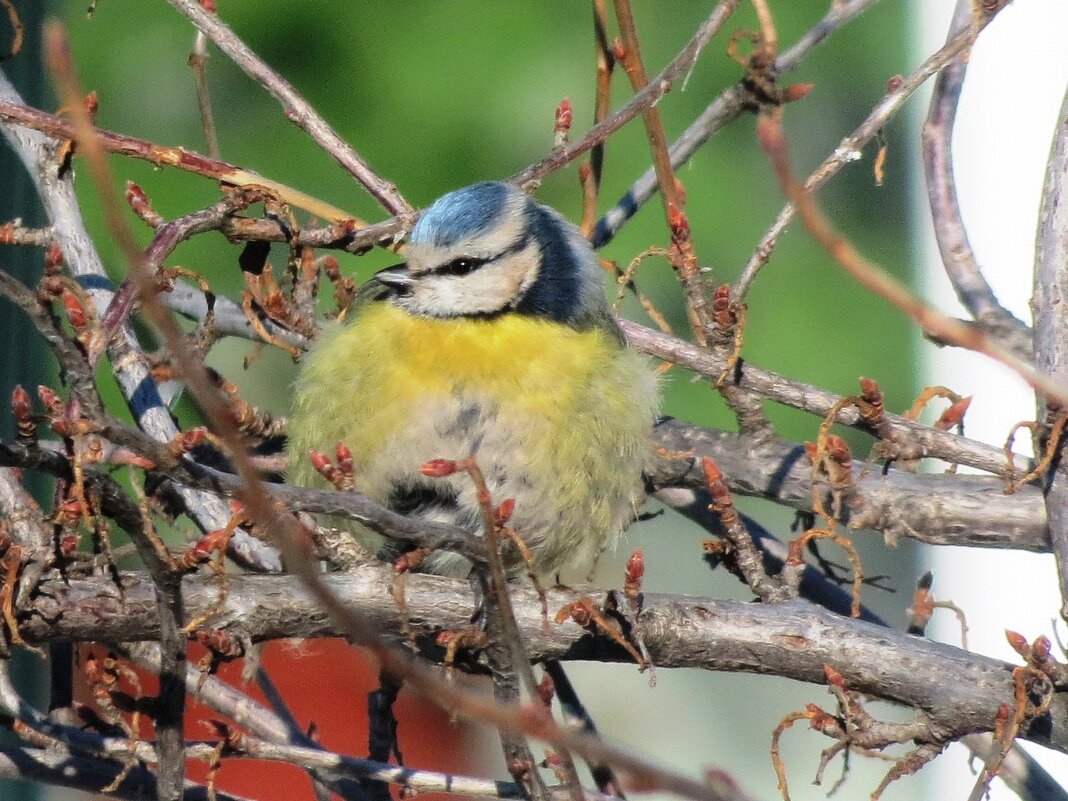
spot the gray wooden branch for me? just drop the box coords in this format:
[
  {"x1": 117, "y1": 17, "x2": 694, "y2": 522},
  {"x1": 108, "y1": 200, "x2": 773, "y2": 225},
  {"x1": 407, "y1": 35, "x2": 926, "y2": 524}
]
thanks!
[
  {"x1": 19, "y1": 566, "x2": 1068, "y2": 756},
  {"x1": 1033, "y1": 82, "x2": 1068, "y2": 618}
]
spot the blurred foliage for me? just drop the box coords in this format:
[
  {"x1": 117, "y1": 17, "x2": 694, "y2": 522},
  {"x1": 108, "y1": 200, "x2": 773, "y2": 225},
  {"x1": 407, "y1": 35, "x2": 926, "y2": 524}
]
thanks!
[{"x1": 56, "y1": 0, "x2": 914, "y2": 450}]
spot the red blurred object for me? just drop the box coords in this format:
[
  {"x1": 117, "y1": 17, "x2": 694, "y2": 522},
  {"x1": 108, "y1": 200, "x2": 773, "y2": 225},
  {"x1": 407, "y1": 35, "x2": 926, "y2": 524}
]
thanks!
[{"x1": 77, "y1": 639, "x2": 478, "y2": 800}]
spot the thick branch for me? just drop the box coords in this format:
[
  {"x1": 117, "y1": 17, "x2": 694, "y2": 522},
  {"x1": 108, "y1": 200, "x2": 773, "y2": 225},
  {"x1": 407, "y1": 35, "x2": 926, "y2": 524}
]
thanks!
[
  {"x1": 649, "y1": 419, "x2": 1048, "y2": 553},
  {"x1": 20, "y1": 569, "x2": 1068, "y2": 755},
  {"x1": 1033, "y1": 81, "x2": 1068, "y2": 618}
]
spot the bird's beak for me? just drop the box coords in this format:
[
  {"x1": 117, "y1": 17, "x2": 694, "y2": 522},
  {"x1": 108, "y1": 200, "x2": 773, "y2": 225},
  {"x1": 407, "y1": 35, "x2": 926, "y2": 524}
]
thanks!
[{"x1": 374, "y1": 263, "x2": 414, "y2": 289}]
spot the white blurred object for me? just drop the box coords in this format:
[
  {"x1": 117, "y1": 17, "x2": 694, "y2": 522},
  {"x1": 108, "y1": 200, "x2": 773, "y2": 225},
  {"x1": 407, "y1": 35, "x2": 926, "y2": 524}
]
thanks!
[{"x1": 916, "y1": 1, "x2": 1068, "y2": 796}]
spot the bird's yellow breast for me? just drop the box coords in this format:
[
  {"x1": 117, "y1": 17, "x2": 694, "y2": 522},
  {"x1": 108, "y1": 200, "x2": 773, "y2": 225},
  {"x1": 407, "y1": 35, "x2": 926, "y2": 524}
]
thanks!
[{"x1": 288, "y1": 300, "x2": 657, "y2": 576}]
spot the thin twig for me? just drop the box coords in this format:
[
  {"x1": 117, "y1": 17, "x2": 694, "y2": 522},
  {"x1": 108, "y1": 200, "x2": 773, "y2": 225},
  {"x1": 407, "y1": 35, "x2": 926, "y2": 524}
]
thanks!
[
  {"x1": 612, "y1": 0, "x2": 711, "y2": 343},
  {"x1": 188, "y1": 21, "x2": 220, "y2": 159},
  {"x1": 164, "y1": 0, "x2": 412, "y2": 217},
  {"x1": 513, "y1": 0, "x2": 739, "y2": 187},
  {"x1": 756, "y1": 112, "x2": 1068, "y2": 409},
  {"x1": 735, "y1": 0, "x2": 1006, "y2": 297},
  {"x1": 0, "y1": 100, "x2": 361, "y2": 224},
  {"x1": 592, "y1": 0, "x2": 881, "y2": 248}
]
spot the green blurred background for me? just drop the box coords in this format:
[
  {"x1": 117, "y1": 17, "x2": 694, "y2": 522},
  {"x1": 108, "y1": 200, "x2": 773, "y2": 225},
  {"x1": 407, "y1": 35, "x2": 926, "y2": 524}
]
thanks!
[
  {"x1": 56, "y1": 0, "x2": 916, "y2": 443},
  {"x1": 1, "y1": 2, "x2": 928, "y2": 799}
]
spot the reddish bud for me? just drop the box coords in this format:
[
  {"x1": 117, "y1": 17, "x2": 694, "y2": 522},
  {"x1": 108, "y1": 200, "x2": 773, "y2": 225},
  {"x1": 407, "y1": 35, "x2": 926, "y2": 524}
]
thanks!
[
  {"x1": 824, "y1": 435, "x2": 851, "y2": 465},
  {"x1": 780, "y1": 83, "x2": 814, "y2": 103},
  {"x1": 935, "y1": 396, "x2": 972, "y2": 430},
  {"x1": 823, "y1": 665, "x2": 846, "y2": 688},
  {"x1": 193, "y1": 629, "x2": 243, "y2": 659},
  {"x1": 625, "y1": 549, "x2": 645, "y2": 585},
  {"x1": 1032, "y1": 635, "x2": 1052, "y2": 663},
  {"x1": 124, "y1": 181, "x2": 158, "y2": 224},
  {"x1": 308, "y1": 449, "x2": 331, "y2": 475},
  {"x1": 667, "y1": 202, "x2": 690, "y2": 241},
  {"x1": 189, "y1": 529, "x2": 229, "y2": 563},
  {"x1": 610, "y1": 38, "x2": 626, "y2": 64},
  {"x1": 420, "y1": 458, "x2": 459, "y2": 478},
  {"x1": 578, "y1": 161, "x2": 592, "y2": 184},
  {"x1": 55, "y1": 498, "x2": 86, "y2": 525},
  {"x1": 173, "y1": 427, "x2": 207, "y2": 455},
  {"x1": 335, "y1": 442, "x2": 354, "y2": 474},
  {"x1": 624, "y1": 549, "x2": 645, "y2": 601},
  {"x1": 886, "y1": 74, "x2": 904, "y2": 93},
  {"x1": 1005, "y1": 629, "x2": 1029, "y2": 658},
  {"x1": 59, "y1": 534, "x2": 80, "y2": 557},
  {"x1": 198, "y1": 0, "x2": 217, "y2": 11},
  {"x1": 62, "y1": 291, "x2": 88, "y2": 330},
  {"x1": 494, "y1": 497, "x2": 516, "y2": 527},
  {"x1": 322, "y1": 256, "x2": 340, "y2": 281},
  {"x1": 11, "y1": 386, "x2": 30, "y2": 421},
  {"x1": 711, "y1": 285, "x2": 735, "y2": 330},
  {"x1": 83, "y1": 91, "x2": 99, "y2": 118},
  {"x1": 701, "y1": 456, "x2": 723, "y2": 485},
  {"x1": 37, "y1": 386, "x2": 62, "y2": 412},
  {"x1": 393, "y1": 548, "x2": 429, "y2": 573},
  {"x1": 858, "y1": 377, "x2": 881, "y2": 401},
  {"x1": 554, "y1": 98, "x2": 573, "y2": 135},
  {"x1": 44, "y1": 243, "x2": 64, "y2": 273},
  {"x1": 995, "y1": 703, "x2": 1011, "y2": 725}
]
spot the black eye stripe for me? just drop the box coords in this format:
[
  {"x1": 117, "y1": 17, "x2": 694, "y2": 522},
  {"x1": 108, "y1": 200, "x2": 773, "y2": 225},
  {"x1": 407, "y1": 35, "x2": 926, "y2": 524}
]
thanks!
[{"x1": 430, "y1": 233, "x2": 533, "y2": 278}]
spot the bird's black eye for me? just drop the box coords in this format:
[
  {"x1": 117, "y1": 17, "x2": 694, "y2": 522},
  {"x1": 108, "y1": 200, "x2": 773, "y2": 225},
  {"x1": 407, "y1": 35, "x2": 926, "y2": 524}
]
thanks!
[{"x1": 440, "y1": 257, "x2": 485, "y2": 277}]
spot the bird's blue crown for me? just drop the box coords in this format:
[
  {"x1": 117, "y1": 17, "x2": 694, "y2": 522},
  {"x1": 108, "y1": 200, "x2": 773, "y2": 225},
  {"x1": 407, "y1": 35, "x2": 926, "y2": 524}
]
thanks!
[{"x1": 410, "y1": 182, "x2": 510, "y2": 248}]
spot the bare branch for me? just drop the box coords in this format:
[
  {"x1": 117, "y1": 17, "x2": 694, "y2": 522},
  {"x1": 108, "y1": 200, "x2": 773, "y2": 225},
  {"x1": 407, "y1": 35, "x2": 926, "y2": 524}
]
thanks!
[
  {"x1": 19, "y1": 570, "x2": 1068, "y2": 756},
  {"x1": 512, "y1": 0, "x2": 739, "y2": 187},
  {"x1": 0, "y1": 100, "x2": 361, "y2": 224},
  {"x1": 921, "y1": 0, "x2": 1031, "y2": 358},
  {"x1": 624, "y1": 320, "x2": 1031, "y2": 476},
  {"x1": 592, "y1": 0, "x2": 881, "y2": 248},
  {"x1": 735, "y1": 0, "x2": 1007, "y2": 298},
  {"x1": 163, "y1": 0, "x2": 412, "y2": 217},
  {"x1": 1032, "y1": 80, "x2": 1068, "y2": 618}
]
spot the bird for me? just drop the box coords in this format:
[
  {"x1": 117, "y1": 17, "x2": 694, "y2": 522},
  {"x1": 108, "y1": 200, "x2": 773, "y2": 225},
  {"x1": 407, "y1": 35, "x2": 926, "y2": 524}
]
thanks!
[{"x1": 287, "y1": 181, "x2": 658, "y2": 581}]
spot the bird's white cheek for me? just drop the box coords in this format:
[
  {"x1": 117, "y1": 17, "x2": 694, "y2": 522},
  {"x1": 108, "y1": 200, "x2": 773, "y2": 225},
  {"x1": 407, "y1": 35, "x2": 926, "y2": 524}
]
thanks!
[{"x1": 401, "y1": 269, "x2": 528, "y2": 317}]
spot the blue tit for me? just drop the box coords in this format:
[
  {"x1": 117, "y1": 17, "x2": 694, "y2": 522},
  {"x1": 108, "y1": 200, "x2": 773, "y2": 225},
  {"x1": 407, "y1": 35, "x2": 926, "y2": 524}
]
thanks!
[{"x1": 287, "y1": 181, "x2": 658, "y2": 580}]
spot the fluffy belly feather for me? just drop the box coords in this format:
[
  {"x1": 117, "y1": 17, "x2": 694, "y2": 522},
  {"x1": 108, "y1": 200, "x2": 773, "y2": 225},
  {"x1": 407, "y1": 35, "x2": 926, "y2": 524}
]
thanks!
[{"x1": 288, "y1": 302, "x2": 657, "y2": 579}]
